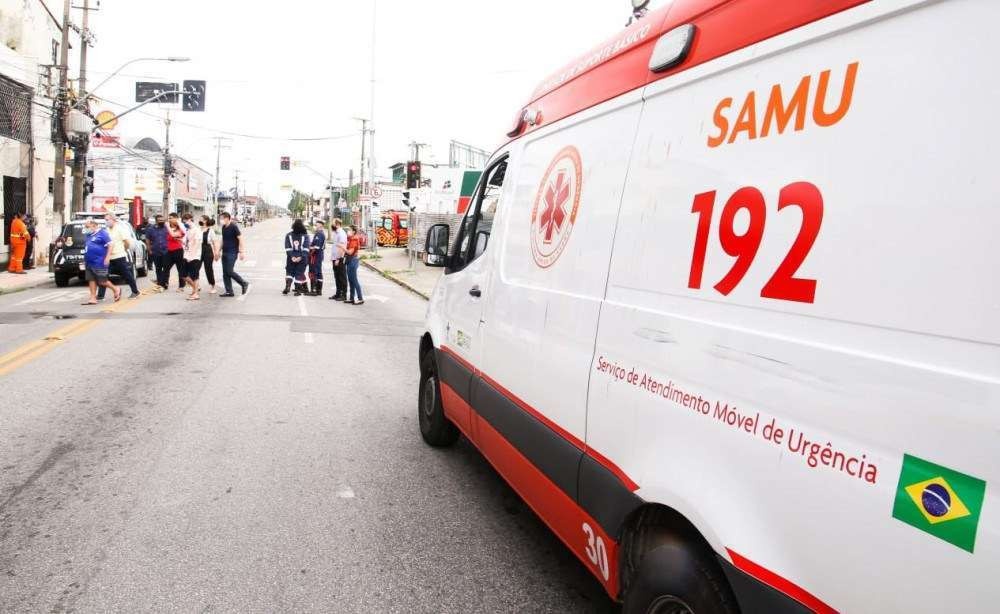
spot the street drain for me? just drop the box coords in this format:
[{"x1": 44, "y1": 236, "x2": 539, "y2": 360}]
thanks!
[{"x1": 52, "y1": 315, "x2": 77, "y2": 320}]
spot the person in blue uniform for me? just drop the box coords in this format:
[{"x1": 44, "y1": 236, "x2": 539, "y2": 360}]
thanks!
[
  {"x1": 283, "y1": 219, "x2": 311, "y2": 296},
  {"x1": 308, "y1": 220, "x2": 326, "y2": 296}
]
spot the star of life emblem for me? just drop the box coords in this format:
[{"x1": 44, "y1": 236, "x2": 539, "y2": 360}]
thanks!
[{"x1": 529, "y1": 146, "x2": 582, "y2": 268}]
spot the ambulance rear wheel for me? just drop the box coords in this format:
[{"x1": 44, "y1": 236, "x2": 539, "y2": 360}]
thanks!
[
  {"x1": 419, "y1": 352, "x2": 459, "y2": 447},
  {"x1": 623, "y1": 534, "x2": 738, "y2": 614}
]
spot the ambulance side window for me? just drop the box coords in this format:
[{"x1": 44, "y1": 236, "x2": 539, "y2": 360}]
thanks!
[{"x1": 451, "y1": 157, "x2": 508, "y2": 271}]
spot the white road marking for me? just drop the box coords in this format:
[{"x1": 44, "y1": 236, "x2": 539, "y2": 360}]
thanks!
[
  {"x1": 365, "y1": 294, "x2": 389, "y2": 303},
  {"x1": 297, "y1": 294, "x2": 314, "y2": 344},
  {"x1": 335, "y1": 487, "x2": 355, "y2": 499},
  {"x1": 52, "y1": 291, "x2": 89, "y2": 303},
  {"x1": 18, "y1": 291, "x2": 68, "y2": 305},
  {"x1": 242, "y1": 260, "x2": 257, "y2": 268},
  {"x1": 270, "y1": 259, "x2": 285, "y2": 268}
]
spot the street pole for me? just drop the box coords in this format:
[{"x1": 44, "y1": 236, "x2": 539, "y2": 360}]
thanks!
[
  {"x1": 357, "y1": 118, "x2": 368, "y2": 247},
  {"x1": 70, "y1": 0, "x2": 90, "y2": 214},
  {"x1": 211, "y1": 137, "x2": 230, "y2": 216},
  {"x1": 162, "y1": 109, "x2": 172, "y2": 213},
  {"x1": 52, "y1": 0, "x2": 72, "y2": 228}
]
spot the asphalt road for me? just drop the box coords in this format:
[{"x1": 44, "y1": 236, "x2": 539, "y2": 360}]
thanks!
[{"x1": 0, "y1": 218, "x2": 615, "y2": 614}]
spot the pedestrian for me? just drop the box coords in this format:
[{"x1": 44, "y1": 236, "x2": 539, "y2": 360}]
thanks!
[
  {"x1": 80, "y1": 218, "x2": 120, "y2": 304},
  {"x1": 308, "y1": 220, "x2": 326, "y2": 296},
  {"x1": 6, "y1": 211, "x2": 28, "y2": 274},
  {"x1": 166, "y1": 212, "x2": 186, "y2": 291},
  {"x1": 23, "y1": 215, "x2": 36, "y2": 270},
  {"x1": 144, "y1": 214, "x2": 169, "y2": 291},
  {"x1": 97, "y1": 213, "x2": 139, "y2": 300},
  {"x1": 218, "y1": 212, "x2": 249, "y2": 297},
  {"x1": 200, "y1": 215, "x2": 220, "y2": 294},
  {"x1": 345, "y1": 224, "x2": 364, "y2": 305},
  {"x1": 283, "y1": 219, "x2": 310, "y2": 296},
  {"x1": 181, "y1": 213, "x2": 202, "y2": 300},
  {"x1": 329, "y1": 218, "x2": 348, "y2": 301}
]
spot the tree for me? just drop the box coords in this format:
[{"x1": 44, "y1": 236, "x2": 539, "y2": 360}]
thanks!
[{"x1": 287, "y1": 190, "x2": 309, "y2": 217}]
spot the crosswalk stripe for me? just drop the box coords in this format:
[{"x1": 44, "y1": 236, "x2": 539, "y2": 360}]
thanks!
[{"x1": 17, "y1": 291, "x2": 67, "y2": 305}]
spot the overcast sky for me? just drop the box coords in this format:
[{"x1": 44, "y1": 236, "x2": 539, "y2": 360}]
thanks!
[{"x1": 73, "y1": 0, "x2": 662, "y2": 204}]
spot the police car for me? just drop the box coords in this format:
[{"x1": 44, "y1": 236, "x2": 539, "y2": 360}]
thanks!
[
  {"x1": 51, "y1": 215, "x2": 149, "y2": 287},
  {"x1": 417, "y1": 0, "x2": 997, "y2": 611}
]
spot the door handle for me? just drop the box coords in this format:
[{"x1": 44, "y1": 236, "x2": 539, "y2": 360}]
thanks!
[{"x1": 469, "y1": 286, "x2": 482, "y2": 298}]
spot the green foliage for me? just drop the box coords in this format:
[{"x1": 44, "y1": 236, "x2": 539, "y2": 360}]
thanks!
[{"x1": 287, "y1": 190, "x2": 310, "y2": 217}]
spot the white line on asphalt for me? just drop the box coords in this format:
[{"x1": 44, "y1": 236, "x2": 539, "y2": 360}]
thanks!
[
  {"x1": 297, "y1": 294, "x2": 314, "y2": 344},
  {"x1": 17, "y1": 291, "x2": 67, "y2": 305},
  {"x1": 365, "y1": 294, "x2": 389, "y2": 304},
  {"x1": 270, "y1": 259, "x2": 285, "y2": 268},
  {"x1": 52, "y1": 291, "x2": 88, "y2": 303},
  {"x1": 243, "y1": 260, "x2": 257, "y2": 268},
  {"x1": 335, "y1": 487, "x2": 355, "y2": 499}
]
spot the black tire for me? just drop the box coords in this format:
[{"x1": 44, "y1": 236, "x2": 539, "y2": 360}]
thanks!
[
  {"x1": 54, "y1": 272, "x2": 70, "y2": 287},
  {"x1": 623, "y1": 534, "x2": 739, "y2": 614},
  {"x1": 418, "y1": 351, "x2": 460, "y2": 447}
]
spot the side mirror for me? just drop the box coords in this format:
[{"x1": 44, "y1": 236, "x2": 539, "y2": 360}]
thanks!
[{"x1": 424, "y1": 223, "x2": 450, "y2": 267}]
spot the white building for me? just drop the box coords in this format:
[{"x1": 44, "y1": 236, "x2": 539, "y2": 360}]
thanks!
[{"x1": 0, "y1": 0, "x2": 66, "y2": 267}]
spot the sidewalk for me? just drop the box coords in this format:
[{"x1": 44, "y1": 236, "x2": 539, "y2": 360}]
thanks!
[
  {"x1": 0, "y1": 267, "x2": 53, "y2": 295},
  {"x1": 361, "y1": 247, "x2": 440, "y2": 300}
]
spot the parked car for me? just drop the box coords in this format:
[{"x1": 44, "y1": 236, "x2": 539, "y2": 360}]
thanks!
[{"x1": 51, "y1": 217, "x2": 149, "y2": 287}]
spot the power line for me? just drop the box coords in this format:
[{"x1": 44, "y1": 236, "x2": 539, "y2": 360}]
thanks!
[{"x1": 91, "y1": 94, "x2": 361, "y2": 142}]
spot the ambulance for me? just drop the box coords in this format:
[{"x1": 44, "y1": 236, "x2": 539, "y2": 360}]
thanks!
[{"x1": 417, "y1": 0, "x2": 998, "y2": 611}]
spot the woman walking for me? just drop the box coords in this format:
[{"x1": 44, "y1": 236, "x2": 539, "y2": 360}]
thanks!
[
  {"x1": 200, "y1": 215, "x2": 220, "y2": 294},
  {"x1": 345, "y1": 225, "x2": 364, "y2": 305},
  {"x1": 283, "y1": 219, "x2": 311, "y2": 296},
  {"x1": 181, "y1": 213, "x2": 203, "y2": 300}
]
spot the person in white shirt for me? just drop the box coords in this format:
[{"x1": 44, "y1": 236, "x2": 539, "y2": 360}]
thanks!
[
  {"x1": 329, "y1": 218, "x2": 349, "y2": 301},
  {"x1": 181, "y1": 213, "x2": 203, "y2": 300},
  {"x1": 96, "y1": 213, "x2": 139, "y2": 300}
]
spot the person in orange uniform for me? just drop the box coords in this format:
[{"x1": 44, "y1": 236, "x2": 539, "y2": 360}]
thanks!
[{"x1": 7, "y1": 211, "x2": 29, "y2": 274}]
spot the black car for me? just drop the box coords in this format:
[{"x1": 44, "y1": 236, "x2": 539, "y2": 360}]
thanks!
[{"x1": 51, "y1": 218, "x2": 149, "y2": 287}]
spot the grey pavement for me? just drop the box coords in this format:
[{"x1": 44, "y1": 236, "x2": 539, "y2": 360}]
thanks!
[
  {"x1": 0, "y1": 266, "x2": 52, "y2": 295},
  {"x1": 0, "y1": 218, "x2": 614, "y2": 613},
  {"x1": 362, "y1": 247, "x2": 442, "y2": 299}
]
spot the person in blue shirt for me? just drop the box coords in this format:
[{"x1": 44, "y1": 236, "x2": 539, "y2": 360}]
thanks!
[
  {"x1": 283, "y1": 219, "x2": 311, "y2": 296},
  {"x1": 308, "y1": 220, "x2": 326, "y2": 296},
  {"x1": 144, "y1": 214, "x2": 170, "y2": 291},
  {"x1": 81, "y1": 218, "x2": 120, "y2": 305}
]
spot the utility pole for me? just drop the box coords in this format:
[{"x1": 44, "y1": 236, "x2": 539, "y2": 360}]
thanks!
[
  {"x1": 234, "y1": 169, "x2": 240, "y2": 218},
  {"x1": 211, "y1": 137, "x2": 231, "y2": 216},
  {"x1": 162, "y1": 109, "x2": 172, "y2": 213},
  {"x1": 355, "y1": 117, "x2": 369, "y2": 248},
  {"x1": 70, "y1": 0, "x2": 92, "y2": 214},
  {"x1": 52, "y1": 0, "x2": 72, "y2": 227}
]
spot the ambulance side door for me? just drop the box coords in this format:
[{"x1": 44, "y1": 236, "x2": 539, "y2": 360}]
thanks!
[{"x1": 435, "y1": 155, "x2": 510, "y2": 436}]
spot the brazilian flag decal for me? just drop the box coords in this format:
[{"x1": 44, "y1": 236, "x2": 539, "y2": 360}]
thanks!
[{"x1": 892, "y1": 454, "x2": 987, "y2": 553}]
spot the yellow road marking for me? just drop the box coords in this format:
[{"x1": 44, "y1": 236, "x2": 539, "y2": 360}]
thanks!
[{"x1": 0, "y1": 289, "x2": 151, "y2": 377}]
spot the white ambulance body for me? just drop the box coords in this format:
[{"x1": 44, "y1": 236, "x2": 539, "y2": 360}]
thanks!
[{"x1": 417, "y1": 0, "x2": 998, "y2": 611}]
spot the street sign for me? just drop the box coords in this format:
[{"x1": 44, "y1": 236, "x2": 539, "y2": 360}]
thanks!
[
  {"x1": 359, "y1": 194, "x2": 373, "y2": 202},
  {"x1": 94, "y1": 110, "x2": 117, "y2": 131},
  {"x1": 372, "y1": 185, "x2": 383, "y2": 198},
  {"x1": 135, "y1": 82, "x2": 179, "y2": 103}
]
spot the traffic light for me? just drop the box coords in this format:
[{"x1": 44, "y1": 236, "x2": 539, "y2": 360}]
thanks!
[
  {"x1": 405, "y1": 161, "x2": 422, "y2": 189},
  {"x1": 401, "y1": 190, "x2": 410, "y2": 209},
  {"x1": 280, "y1": 156, "x2": 290, "y2": 171},
  {"x1": 182, "y1": 80, "x2": 206, "y2": 112}
]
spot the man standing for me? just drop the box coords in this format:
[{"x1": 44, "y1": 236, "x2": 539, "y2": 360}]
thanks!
[
  {"x1": 219, "y1": 212, "x2": 249, "y2": 297},
  {"x1": 97, "y1": 213, "x2": 139, "y2": 300},
  {"x1": 308, "y1": 220, "x2": 326, "y2": 296},
  {"x1": 144, "y1": 214, "x2": 169, "y2": 291},
  {"x1": 23, "y1": 215, "x2": 36, "y2": 270},
  {"x1": 328, "y1": 218, "x2": 348, "y2": 301},
  {"x1": 81, "y1": 218, "x2": 120, "y2": 304},
  {"x1": 6, "y1": 211, "x2": 28, "y2": 274}
]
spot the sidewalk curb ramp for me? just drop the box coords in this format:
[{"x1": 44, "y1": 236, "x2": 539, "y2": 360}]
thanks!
[{"x1": 360, "y1": 260, "x2": 431, "y2": 301}]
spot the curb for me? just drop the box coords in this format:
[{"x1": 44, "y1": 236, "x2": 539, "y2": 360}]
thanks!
[
  {"x1": 0, "y1": 273, "x2": 53, "y2": 296},
  {"x1": 361, "y1": 260, "x2": 430, "y2": 301}
]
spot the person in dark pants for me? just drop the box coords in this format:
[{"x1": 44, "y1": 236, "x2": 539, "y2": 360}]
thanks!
[
  {"x1": 22, "y1": 215, "x2": 36, "y2": 270},
  {"x1": 166, "y1": 213, "x2": 187, "y2": 291},
  {"x1": 283, "y1": 219, "x2": 310, "y2": 296},
  {"x1": 200, "y1": 215, "x2": 220, "y2": 294},
  {"x1": 308, "y1": 220, "x2": 326, "y2": 296},
  {"x1": 345, "y1": 225, "x2": 364, "y2": 305},
  {"x1": 144, "y1": 214, "x2": 169, "y2": 291},
  {"x1": 329, "y1": 218, "x2": 348, "y2": 301},
  {"x1": 218, "y1": 212, "x2": 249, "y2": 297},
  {"x1": 97, "y1": 213, "x2": 139, "y2": 300}
]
